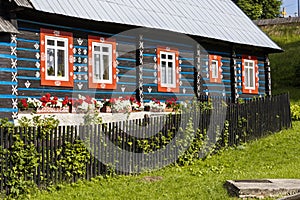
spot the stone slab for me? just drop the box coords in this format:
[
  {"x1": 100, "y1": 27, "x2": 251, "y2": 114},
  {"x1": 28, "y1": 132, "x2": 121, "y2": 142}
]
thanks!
[{"x1": 225, "y1": 179, "x2": 300, "y2": 199}]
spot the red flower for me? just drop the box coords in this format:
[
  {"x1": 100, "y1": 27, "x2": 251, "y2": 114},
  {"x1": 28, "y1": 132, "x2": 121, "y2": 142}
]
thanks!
[
  {"x1": 62, "y1": 96, "x2": 69, "y2": 107},
  {"x1": 130, "y1": 96, "x2": 136, "y2": 103},
  {"x1": 21, "y1": 99, "x2": 28, "y2": 108},
  {"x1": 84, "y1": 96, "x2": 92, "y2": 104}
]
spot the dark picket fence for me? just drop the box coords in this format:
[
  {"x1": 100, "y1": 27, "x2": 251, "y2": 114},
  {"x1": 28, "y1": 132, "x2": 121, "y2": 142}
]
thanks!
[{"x1": 0, "y1": 93, "x2": 292, "y2": 193}]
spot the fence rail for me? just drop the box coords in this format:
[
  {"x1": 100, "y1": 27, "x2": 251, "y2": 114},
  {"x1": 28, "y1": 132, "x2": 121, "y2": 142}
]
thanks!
[{"x1": 0, "y1": 94, "x2": 292, "y2": 194}]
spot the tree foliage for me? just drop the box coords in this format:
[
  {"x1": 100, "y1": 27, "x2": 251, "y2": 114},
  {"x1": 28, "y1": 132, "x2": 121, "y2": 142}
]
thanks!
[{"x1": 235, "y1": 0, "x2": 282, "y2": 20}]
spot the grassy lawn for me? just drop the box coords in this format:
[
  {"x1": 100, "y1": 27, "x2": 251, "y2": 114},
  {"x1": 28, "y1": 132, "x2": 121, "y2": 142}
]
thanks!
[
  {"x1": 31, "y1": 121, "x2": 300, "y2": 200},
  {"x1": 262, "y1": 24, "x2": 300, "y2": 89}
]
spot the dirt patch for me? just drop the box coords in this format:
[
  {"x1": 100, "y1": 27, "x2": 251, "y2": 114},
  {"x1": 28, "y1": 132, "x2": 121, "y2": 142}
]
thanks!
[{"x1": 140, "y1": 176, "x2": 163, "y2": 182}]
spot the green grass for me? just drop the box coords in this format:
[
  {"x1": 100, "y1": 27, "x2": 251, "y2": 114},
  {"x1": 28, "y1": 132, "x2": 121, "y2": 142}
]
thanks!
[
  {"x1": 261, "y1": 24, "x2": 300, "y2": 89},
  {"x1": 31, "y1": 121, "x2": 300, "y2": 200}
]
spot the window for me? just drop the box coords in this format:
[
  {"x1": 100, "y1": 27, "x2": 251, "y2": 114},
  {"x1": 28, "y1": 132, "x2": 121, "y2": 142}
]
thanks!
[
  {"x1": 242, "y1": 56, "x2": 258, "y2": 94},
  {"x1": 88, "y1": 36, "x2": 116, "y2": 89},
  {"x1": 211, "y1": 60, "x2": 218, "y2": 78},
  {"x1": 209, "y1": 55, "x2": 222, "y2": 83},
  {"x1": 157, "y1": 47, "x2": 179, "y2": 93},
  {"x1": 92, "y1": 43, "x2": 112, "y2": 83},
  {"x1": 40, "y1": 28, "x2": 73, "y2": 87}
]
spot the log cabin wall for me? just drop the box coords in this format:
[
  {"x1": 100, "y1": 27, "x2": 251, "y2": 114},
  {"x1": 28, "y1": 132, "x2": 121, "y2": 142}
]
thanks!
[
  {"x1": 0, "y1": 33, "x2": 17, "y2": 119},
  {"x1": 0, "y1": 7, "x2": 274, "y2": 120}
]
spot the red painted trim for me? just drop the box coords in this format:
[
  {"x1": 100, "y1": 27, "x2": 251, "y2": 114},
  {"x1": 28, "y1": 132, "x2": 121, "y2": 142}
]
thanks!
[
  {"x1": 209, "y1": 55, "x2": 222, "y2": 83},
  {"x1": 88, "y1": 36, "x2": 117, "y2": 89},
  {"x1": 242, "y1": 55, "x2": 259, "y2": 94},
  {"x1": 40, "y1": 28, "x2": 74, "y2": 87},
  {"x1": 157, "y1": 47, "x2": 179, "y2": 93}
]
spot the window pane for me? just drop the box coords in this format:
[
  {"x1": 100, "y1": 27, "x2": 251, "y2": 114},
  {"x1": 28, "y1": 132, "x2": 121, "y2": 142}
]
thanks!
[
  {"x1": 94, "y1": 46, "x2": 101, "y2": 52},
  {"x1": 212, "y1": 61, "x2": 218, "y2": 78},
  {"x1": 57, "y1": 49, "x2": 65, "y2": 77},
  {"x1": 161, "y1": 54, "x2": 166, "y2": 59},
  {"x1": 47, "y1": 48, "x2": 55, "y2": 76},
  {"x1": 249, "y1": 68, "x2": 254, "y2": 87},
  {"x1": 161, "y1": 61, "x2": 166, "y2": 84},
  {"x1": 245, "y1": 68, "x2": 249, "y2": 87},
  {"x1": 168, "y1": 54, "x2": 173, "y2": 60},
  {"x1": 57, "y1": 41, "x2": 65, "y2": 47},
  {"x1": 47, "y1": 40, "x2": 54, "y2": 46},
  {"x1": 102, "y1": 47, "x2": 109, "y2": 53},
  {"x1": 168, "y1": 61, "x2": 173, "y2": 84},
  {"x1": 94, "y1": 54, "x2": 101, "y2": 80},
  {"x1": 102, "y1": 55, "x2": 110, "y2": 80}
]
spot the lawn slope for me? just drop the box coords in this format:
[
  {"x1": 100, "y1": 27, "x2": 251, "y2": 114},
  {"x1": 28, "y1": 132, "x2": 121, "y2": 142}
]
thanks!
[{"x1": 32, "y1": 121, "x2": 300, "y2": 200}]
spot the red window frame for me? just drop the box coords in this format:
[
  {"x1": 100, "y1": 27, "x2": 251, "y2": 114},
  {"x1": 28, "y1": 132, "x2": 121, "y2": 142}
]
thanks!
[
  {"x1": 88, "y1": 36, "x2": 117, "y2": 89},
  {"x1": 157, "y1": 47, "x2": 179, "y2": 93},
  {"x1": 40, "y1": 28, "x2": 74, "y2": 87},
  {"x1": 209, "y1": 55, "x2": 222, "y2": 83},
  {"x1": 242, "y1": 55, "x2": 259, "y2": 94}
]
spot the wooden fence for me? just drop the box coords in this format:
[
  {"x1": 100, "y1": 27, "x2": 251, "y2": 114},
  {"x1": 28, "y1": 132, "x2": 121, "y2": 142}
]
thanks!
[{"x1": 0, "y1": 94, "x2": 292, "y2": 193}]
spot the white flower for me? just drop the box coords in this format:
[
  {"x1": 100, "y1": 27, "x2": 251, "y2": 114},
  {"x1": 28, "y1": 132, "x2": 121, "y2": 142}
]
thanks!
[{"x1": 112, "y1": 99, "x2": 131, "y2": 112}]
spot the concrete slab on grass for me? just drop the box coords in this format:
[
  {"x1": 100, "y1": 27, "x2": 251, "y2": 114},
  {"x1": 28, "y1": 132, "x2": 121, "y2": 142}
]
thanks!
[{"x1": 224, "y1": 179, "x2": 300, "y2": 199}]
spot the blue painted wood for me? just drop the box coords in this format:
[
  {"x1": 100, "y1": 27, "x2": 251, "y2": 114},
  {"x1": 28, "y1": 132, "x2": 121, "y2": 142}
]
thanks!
[
  {"x1": 180, "y1": 86, "x2": 194, "y2": 89},
  {"x1": 74, "y1": 54, "x2": 88, "y2": 58},
  {"x1": 143, "y1": 54, "x2": 156, "y2": 57},
  {"x1": 74, "y1": 63, "x2": 88, "y2": 66},
  {"x1": 0, "y1": 54, "x2": 17, "y2": 59},
  {"x1": 143, "y1": 83, "x2": 157, "y2": 87},
  {"x1": 0, "y1": 42, "x2": 16, "y2": 47},
  {"x1": 17, "y1": 47, "x2": 39, "y2": 52},
  {"x1": 74, "y1": 80, "x2": 88, "y2": 83},
  {"x1": 180, "y1": 64, "x2": 194, "y2": 69},
  {"x1": 180, "y1": 57, "x2": 194, "y2": 61},
  {"x1": 74, "y1": 46, "x2": 88, "y2": 49},
  {"x1": 143, "y1": 92, "x2": 195, "y2": 96},
  {"x1": 17, "y1": 67, "x2": 39, "y2": 71},
  {"x1": 18, "y1": 27, "x2": 40, "y2": 32},
  {"x1": 117, "y1": 58, "x2": 136, "y2": 62},
  {"x1": 17, "y1": 76, "x2": 40, "y2": 80},
  {"x1": 0, "y1": 81, "x2": 17, "y2": 85},
  {"x1": 118, "y1": 74, "x2": 136, "y2": 78},
  {"x1": 0, "y1": 108, "x2": 18, "y2": 112},
  {"x1": 0, "y1": 68, "x2": 17, "y2": 73},
  {"x1": 18, "y1": 87, "x2": 136, "y2": 95},
  {"x1": 117, "y1": 82, "x2": 136, "y2": 85},
  {"x1": 203, "y1": 84, "x2": 231, "y2": 88},
  {"x1": 180, "y1": 72, "x2": 194, "y2": 75},
  {"x1": 0, "y1": 95, "x2": 17, "y2": 98},
  {"x1": 117, "y1": 66, "x2": 136, "y2": 71},
  {"x1": 74, "y1": 72, "x2": 88, "y2": 75},
  {"x1": 16, "y1": 38, "x2": 39, "y2": 44}
]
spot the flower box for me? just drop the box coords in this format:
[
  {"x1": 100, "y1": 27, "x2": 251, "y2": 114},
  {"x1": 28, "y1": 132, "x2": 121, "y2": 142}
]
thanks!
[
  {"x1": 36, "y1": 106, "x2": 70, "y2": 114},
  {"x1": 19, "y1": 108, "x2": 35, "y2": 114},
  {"x1": 164, "y1": 108, "x2": 173, "y2": 112}
]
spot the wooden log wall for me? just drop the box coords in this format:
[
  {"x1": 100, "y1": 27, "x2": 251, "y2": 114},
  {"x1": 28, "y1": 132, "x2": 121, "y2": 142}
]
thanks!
[{"x1": 0, "y1": 17, "x2": 270, "y2": 119}]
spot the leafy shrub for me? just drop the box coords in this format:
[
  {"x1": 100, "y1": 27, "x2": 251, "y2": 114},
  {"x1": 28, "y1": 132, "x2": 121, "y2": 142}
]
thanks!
[{"x1": 291, "y1": 103, "x2": 300, "y2": 121}]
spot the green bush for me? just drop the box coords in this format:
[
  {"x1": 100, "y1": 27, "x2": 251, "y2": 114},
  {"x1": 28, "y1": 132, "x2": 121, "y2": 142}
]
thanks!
[{"x1": 291, "y1": 103, "x2": 300, "y2": 121}]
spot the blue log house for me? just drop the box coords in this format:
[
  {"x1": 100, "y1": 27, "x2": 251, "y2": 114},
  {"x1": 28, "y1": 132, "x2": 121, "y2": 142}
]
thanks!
[{"x1": 0, "y1": 0, "x2": 282, "y2": 120}]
